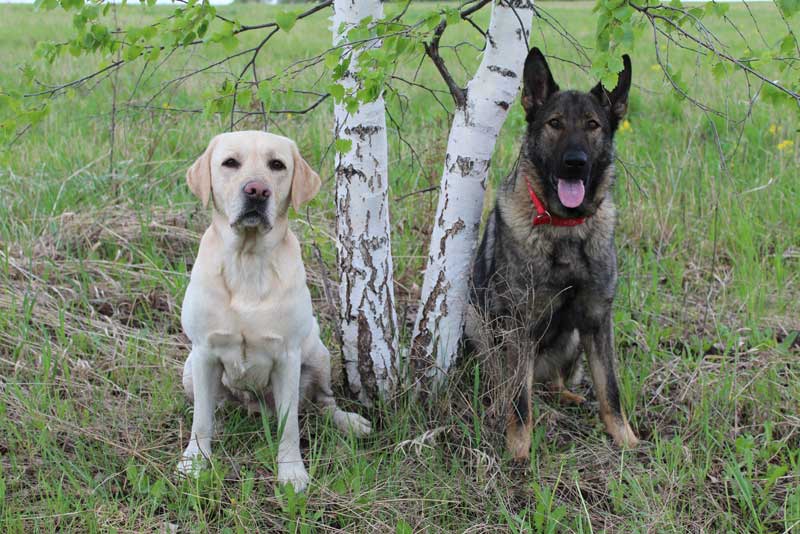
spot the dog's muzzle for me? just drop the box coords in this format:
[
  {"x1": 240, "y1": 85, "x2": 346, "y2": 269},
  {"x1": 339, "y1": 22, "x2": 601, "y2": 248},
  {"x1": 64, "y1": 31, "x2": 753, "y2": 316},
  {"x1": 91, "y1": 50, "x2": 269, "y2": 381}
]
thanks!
[
  {"x1": 234, "y1": 204, "x2": 270, "y2": 229},
  {"x1": 553, "y1": 150, "x2": 591, "y2": 209},
  {"x1": 233, "y1": 181, "x2": 272, "y2": 230}
]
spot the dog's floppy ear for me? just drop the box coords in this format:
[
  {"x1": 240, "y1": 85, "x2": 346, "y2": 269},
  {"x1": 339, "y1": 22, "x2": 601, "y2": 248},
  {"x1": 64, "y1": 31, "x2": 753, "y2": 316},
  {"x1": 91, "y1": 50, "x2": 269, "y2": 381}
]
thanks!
[
  {"x1": 186, "y1": 136, "x2": 218, "y2": 208},
  {"x1": 290, "y1": 142, "x2": 321, "y2": 211},
  {"x1": 521, "y1": 48, "x2": 560, "y2": 117},
  {"x1": 591, "y1": 54, "x2": 632, "y2": 131}
]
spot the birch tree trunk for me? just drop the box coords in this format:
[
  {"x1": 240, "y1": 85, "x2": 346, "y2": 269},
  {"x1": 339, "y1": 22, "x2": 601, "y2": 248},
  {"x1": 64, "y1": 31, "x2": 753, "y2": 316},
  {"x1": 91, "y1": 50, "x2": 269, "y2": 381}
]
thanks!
[
  {"x1": 333, "y1": 0, "x2": 398, "y2": 405},
  {"x1": 411, "y1": 0, "x2": 534, "y2": 386}
]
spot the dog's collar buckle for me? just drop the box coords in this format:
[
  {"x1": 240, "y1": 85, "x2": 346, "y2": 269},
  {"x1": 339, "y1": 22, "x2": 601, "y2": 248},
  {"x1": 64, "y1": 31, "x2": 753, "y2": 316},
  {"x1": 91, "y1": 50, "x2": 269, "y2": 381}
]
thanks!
[
  {"x1": 524, "y1": 175, "x2": 588, "y2": 228},
  {"x1": 532, "y1": 211, "x2": 552, "y2": 226}
]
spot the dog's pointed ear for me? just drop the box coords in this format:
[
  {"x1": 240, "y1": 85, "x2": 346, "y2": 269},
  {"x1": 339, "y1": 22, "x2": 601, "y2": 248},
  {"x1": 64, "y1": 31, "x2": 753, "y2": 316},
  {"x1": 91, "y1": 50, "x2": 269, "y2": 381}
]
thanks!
[
  {"x1": 290, "y1": 142, "x2": 321, "y2": 211},
  {"x1": 186, "y1": 136, "x2": 218, "y2": 208},
  {"x1": 522, "y1": 48, "x2": 560, "y2": 117},
  {"x1": 591, "y1": 54, "x2": 632, "y2": 131}
]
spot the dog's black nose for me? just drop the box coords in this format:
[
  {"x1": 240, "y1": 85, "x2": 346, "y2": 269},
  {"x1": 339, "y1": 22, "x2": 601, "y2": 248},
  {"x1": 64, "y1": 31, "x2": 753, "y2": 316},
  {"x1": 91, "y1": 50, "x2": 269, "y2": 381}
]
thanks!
[
  {"x1": 563, "y1": 149, "x2": 588, "y2": 169},
  {"x1": 243, "y1": 181, "x2": 271, "y2": 199}
]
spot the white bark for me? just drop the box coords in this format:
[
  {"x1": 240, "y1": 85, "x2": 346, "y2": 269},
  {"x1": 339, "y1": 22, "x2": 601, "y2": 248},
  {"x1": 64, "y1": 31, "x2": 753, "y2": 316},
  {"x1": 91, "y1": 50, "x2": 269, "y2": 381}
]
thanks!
[
  {"x1": 411, "y1": 0, "x2": 534, "y2": 385},
  {"x1": 333, "y1": 0, "x2": 398, "y2": 405}
]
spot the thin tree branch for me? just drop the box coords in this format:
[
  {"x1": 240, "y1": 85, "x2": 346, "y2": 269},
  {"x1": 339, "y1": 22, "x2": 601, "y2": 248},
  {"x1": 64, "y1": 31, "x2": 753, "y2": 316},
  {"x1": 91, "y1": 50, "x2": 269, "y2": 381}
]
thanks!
[
  {"x1": 633, "y1": 2, "x2": 800, "y2": 104},
  {"x1": 238, "y1": 1, "x2": 333, "y2": 33},
  {"x1": 25, "y1": 61, "x2": 124, "y2": 98},
  {"x1": 424, "y1": 19, "x2": 467, "y2": 108}
]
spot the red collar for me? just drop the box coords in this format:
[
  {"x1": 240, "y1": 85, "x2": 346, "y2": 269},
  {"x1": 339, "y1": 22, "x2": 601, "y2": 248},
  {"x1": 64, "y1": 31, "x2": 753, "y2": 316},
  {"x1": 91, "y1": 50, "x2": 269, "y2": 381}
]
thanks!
[{"x1": 524, "y1": 176, "x2": 587, "y2": 227}]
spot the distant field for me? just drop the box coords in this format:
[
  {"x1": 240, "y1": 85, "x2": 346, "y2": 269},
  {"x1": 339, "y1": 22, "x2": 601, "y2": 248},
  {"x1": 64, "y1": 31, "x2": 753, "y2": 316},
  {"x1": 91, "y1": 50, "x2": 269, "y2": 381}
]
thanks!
[{"x1": 0, "y1": 2, "x2": 798, "y2": 532}]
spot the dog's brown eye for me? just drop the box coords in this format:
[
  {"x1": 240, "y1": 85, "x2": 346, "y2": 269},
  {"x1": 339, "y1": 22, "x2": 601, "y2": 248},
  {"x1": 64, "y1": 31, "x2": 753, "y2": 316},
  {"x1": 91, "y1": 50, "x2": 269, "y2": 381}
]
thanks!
[
  {"x1": 222, "y1": 158, "x2": 240, "y2": 168},
  {"x1": 547, "y1": 118, "x2": 562, "y2": 129},
  {"x1": 269, "y1": 159, "x2": 286, "y2": 171},
  {"x1": 587, "y1": 119, "x2": 600, "y2": 130}
]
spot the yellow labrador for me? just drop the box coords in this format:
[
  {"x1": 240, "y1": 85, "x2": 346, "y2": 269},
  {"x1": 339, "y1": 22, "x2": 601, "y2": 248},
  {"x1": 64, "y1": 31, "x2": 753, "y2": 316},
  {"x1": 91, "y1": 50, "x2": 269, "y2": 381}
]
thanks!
[{"x1": 177, "y1": 131, "x2": 371, "y2": 491}]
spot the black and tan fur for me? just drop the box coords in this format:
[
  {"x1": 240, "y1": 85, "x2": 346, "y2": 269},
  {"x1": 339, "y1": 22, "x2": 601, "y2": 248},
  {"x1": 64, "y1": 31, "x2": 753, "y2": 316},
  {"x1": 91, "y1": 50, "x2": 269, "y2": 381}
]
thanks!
[{"x1": 467, "y1": 48, "x2": 638, "y2": 460}]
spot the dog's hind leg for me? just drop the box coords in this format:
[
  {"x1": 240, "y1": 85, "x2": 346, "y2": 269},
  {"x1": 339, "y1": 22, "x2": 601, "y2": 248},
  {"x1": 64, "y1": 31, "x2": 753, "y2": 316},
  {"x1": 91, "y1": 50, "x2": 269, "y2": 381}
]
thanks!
[
  {"x1": 182, "y1": 354, "x2": 194, "y2": 403},
  {"x1": 536, "y1": 329, "x2": 586, "y2": 405},
  {"x1": 303, "y1": 327, "x2": 371, "y2": 437},
  {"x1": 554, "y1": 330, "x2": 586, "y2": 405},
  {"x1": 551, "y1": 375, "x2": 586, "y2": 405},
  {"x1": 506, "y1": 354, "x2": 534, "y2": 462}
]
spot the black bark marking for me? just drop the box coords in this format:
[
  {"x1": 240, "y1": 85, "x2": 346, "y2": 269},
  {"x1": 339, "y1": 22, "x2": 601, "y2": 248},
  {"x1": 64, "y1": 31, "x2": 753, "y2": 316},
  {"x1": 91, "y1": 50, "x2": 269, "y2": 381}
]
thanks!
[
  {"x1": 439, "y1": 218, "x2": 465, "y2": 257},
  {"x1": 410, "y1": 270, "x2": 449, "y2": 379},
  {"x1": 488, "y1": 65, "x2": 517, "y2": 78},
  {"x1": 356, "y1": 312, "x2": 378, "y2": 401},
  {"x1": 502, "y1": 0, "x2": 534, "y2": 8},
  {"x1": 454, "y1": 156, "x2": 474, "y2": 177},
  {"x1": 344, "y1": 124, "x2": 381, "y2": 140},
  {"x1": 337, "y1": 164, "x2": 366, "y2": 180}
]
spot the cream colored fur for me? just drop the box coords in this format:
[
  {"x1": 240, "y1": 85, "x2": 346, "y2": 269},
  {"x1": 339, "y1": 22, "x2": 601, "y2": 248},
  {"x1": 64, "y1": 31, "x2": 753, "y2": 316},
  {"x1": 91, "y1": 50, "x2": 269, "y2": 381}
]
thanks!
[{"x1": 177, "y1": 131, "x2": 371, "y2": 492}]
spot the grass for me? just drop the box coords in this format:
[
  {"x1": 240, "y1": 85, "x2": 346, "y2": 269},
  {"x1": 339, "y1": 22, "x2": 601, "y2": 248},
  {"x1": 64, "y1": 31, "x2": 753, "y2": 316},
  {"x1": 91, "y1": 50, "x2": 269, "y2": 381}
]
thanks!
[{"x1": 1, "y1": 2, "x2": 798, "y2": 532}]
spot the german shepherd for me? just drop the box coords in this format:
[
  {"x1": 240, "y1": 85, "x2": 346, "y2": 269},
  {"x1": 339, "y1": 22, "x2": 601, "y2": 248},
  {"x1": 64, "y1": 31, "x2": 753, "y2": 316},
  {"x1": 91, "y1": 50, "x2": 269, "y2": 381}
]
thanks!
[{"x1": 467, "y1": 48, "x2": 638, "y2": 460}]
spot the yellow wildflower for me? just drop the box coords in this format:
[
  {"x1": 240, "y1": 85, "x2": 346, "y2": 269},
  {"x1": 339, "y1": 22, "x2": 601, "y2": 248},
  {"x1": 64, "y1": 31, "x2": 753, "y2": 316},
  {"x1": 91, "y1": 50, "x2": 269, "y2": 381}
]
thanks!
[
  {"x1": 650, "y1": 64, "x2": 661, "y2": 72},
  {"x1": 286, "y1": 113, "x2": 293, "y2": 120},
  {"x1": 777, "y1": 139, "x2": 793, "y2": 151},
  {"x1": 619, "y1": 119, "x2": 632, "y2": 133}
]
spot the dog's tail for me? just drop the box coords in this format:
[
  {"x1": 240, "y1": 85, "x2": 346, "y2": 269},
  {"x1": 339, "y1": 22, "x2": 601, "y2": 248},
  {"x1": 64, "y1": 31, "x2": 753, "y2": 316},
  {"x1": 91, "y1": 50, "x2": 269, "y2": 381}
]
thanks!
[{"x1": 304, "y1": 327, "x2": 372, "y2": 437}]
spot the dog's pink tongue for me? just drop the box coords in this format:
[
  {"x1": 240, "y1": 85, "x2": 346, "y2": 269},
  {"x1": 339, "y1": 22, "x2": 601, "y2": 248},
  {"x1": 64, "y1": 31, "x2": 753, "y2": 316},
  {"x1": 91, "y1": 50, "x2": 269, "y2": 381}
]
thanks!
[{"x1": 557, "y1": 179, "x2": 585, "y2": 208}]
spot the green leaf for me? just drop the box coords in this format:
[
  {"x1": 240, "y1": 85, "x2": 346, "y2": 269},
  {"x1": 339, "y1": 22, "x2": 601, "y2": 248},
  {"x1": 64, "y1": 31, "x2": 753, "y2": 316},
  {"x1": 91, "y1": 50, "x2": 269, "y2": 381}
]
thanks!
[
  {"x1": 210, "y1": 20, "x2": 235, "y2": 43},
  {"x1": 181, "y1": 31, "x2": 197, "y2": 47},
  {"x1": 607, "y1": 54, "x2": 624, "y2": 74},
  {"x1": 335, "y1": 138, "x2": 353, "y2": 154},
  {"x1": 219, "y1": 34, "x2": 237, "y2": 53},
  {"x1": 424, "y1": 12, "x2": 441, "y2": 31},
  {"x1": 197, "y1": 19, "x2": 209, "y2": 38},
  {"x1": 344, "y1": 96, "x2": 359, "y2": 114},
  {"x1": 123, "y1": 45, "x2": 142, "y2": 62},
  {"x1": 761, "y1": 82, "x2": 793, "y2": 107},
  {"x1": 237, "y1": 88, "x2": 252, "y2": 109},
  {"x1": 613, "y1": 4, "x2": 634, "y2": 22},
  {"x1": 711, "y1": 60, "x2": 728, "y2": 80},
  {"x1": 324, "y1": 50, "x2": 341, "y2": 70},
  {"x1": 444, "y1": 7, "x2": 461, "y2": 26},
  {"x1": 779, "y1": 34, "x2": 795, "y2": 56},
  {"x1": 257, "y1": 81, "x2": 273, "y2": 114},
  {"x1": 394, "y1": 36, "x2": 411, "y2": 55},
  {"x1": 275, "y1": 11, "x2": 298, "y2": 33},
  {"x1": 147, "y1": 46, "x2": 161, "y2": 63},
  {"x1": 332, "y1": 55, "x2": 351, "y2": 81},
  {"x1": 776, "y1": 0, "x2": 799, "y2": 18},
  {"x1": 327, "y1": 83, "x2": 345, "y2": 102},
  {"x1": 688, "y1": 7, "x2": 705, "y2": 20},
  {"x1": 595, "y1": 12, "x2": 612, "y2": 51},
  {"x1": 347, "y1": 25, "x2": 371, "y2": 43},
  {"x1": 704, "y1": 1, "x2": 730, "y2": 18}
]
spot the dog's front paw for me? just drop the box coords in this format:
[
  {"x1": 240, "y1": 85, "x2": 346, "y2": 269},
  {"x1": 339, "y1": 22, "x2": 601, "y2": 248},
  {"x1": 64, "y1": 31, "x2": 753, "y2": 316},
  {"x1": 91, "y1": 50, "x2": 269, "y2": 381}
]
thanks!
[
  {"x1": 177, "y1": 446, "x2": 208, "y2": 478},
  {"x1": 614, "y1": 425, "x2": 639, "y2": 449},
  {"x1": 277, "y1": 462, "x2": 309, "y2": 492},
  {"x1": 602, "y1": 413, "x2": 640, "y2": 449},
  {"x1": 334, "y1": 410, "x2": 372, "y2": 437}
]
